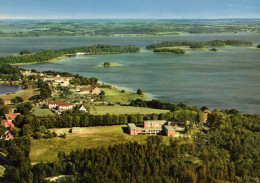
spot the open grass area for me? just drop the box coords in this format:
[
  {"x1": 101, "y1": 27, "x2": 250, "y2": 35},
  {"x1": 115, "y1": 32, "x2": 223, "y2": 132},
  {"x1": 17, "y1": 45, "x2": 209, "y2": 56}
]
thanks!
[
  {"x1": 31, "y1": 106, "x2": 55, "y2": 117},
  {"x1": 0, "y1": 88, "x2": 39, "y2": 104},
  {"x1": 90, "y1": 105, "x2": 170, "y2": 115},
  {"x1": 101, "y1": 87, "x2": 148, "y2": 105},
  {"x1": 30, "y1": 125, "x2": 151, "y2": 163}
]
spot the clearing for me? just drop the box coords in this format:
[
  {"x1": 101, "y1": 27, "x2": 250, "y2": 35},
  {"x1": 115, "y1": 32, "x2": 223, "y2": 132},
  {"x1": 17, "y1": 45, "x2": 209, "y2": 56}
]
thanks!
[
  {"x1": 101, "y1": 87, "x2": 148, "y2": 105},
  {"x1": 30, "y1": 125, "x2": 149, "y2": 163},
  {"x1": 31, "y1": 106, "x2": 55, "y2": 117},
  {"x1": 89, "y1": 106, "x2": 170, "y2": 115}
]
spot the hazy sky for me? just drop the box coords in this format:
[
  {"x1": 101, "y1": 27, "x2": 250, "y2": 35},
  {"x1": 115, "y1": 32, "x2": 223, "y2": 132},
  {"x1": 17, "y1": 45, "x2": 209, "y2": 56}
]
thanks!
[{"x1": 0, "y1": 0, "x2": 259, "y2": 19}]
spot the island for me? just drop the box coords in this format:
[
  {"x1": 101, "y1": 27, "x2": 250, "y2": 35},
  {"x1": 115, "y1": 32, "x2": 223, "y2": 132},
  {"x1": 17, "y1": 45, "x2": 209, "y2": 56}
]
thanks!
[
  {"x1": 209, "y1": 48, "x2": 218, "y2": 52},
  {"x1": 147, "y1": 40, "x2": 253, "y2": 50},
  {"x1": 154, "y1": 48, "x2": 185, "y2": 54},
  {"x1": 0, "y1": 44, "x2": 140, "y2": 65}
]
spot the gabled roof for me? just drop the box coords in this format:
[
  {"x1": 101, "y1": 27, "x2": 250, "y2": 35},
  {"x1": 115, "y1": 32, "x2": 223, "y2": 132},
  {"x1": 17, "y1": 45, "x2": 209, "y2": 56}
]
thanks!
[
  {"x1": 5, "y1": 113, "x2": 21, "y2": 121},
  {"x1": 48, "y1": 101, "x2": 66, "y2": 105},
  {"x1": 128, "y1": 123, "x2": 137, "y2": 129}
]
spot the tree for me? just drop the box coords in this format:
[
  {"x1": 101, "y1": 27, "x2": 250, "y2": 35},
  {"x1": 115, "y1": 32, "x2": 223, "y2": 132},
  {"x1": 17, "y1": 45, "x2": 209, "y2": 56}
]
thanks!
[
  {"x1": 0, "y1": 106, "x2": 9, "y2": 116},
  {"x1": 137, "y1": 89, "x2": 144, "y2": 95},
  {"x1": 22, "y1": 124, "x2": 33, "y2": 137},
  {"x1": 257, "y1": 44, "x2": 260, "y2": 48},
  {"x1": 0, "y1": 124, "x2": 6, "y2": 137},
  {"x1": 20, "y1": 50, "x2": 31, "y2": 55},
  {"x1": 0, "y1": 98, "x2": 4, "y2": 106}
]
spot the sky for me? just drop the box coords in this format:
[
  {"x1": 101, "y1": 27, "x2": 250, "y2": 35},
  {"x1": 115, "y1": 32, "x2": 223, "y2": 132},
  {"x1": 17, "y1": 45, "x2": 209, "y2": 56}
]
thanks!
[{"x1": 0, "y1": 0, "x2": 259, "y2": 19}]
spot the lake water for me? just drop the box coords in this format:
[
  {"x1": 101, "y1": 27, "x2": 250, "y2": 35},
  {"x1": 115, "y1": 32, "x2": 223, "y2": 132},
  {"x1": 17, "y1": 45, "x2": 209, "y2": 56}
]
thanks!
[
  {"x1": 0, "y1": 34, "x2": 259, "y2": 113},
  {"x1": 0, "y1": 84, "x2": 22, "y2": 95}
]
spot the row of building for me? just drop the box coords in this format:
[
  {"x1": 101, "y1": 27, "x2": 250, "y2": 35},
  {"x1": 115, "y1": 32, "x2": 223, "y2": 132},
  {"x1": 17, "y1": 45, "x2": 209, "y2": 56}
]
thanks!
[
  {"x1": 128, "y1": 120, "x2": 185, "y2": 137},
  {"x1": 48, "y1": 101, "x2": 87, "y2": 112}
]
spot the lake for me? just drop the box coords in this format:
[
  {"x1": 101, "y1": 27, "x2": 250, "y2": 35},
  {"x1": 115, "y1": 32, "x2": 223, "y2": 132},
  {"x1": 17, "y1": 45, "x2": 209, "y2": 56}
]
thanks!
[
  {"x1": 0, "y1": 84, "x2": 22, "y2": 95},
  {"x1": 0, "y1": 34, "x2": 259, "y2": 113}
]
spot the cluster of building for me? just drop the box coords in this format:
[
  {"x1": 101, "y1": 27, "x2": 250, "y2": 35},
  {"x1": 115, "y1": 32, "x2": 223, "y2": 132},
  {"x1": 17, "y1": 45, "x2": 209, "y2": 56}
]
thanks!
[
  {"x1": 48, "y1": 100, "x2": 87, "y2": 113},
  {"x1": 43, "y1": 75, "x2": 74, "y2": 87},
  {"x1": 128, "y1": 120, "x2": 185, "y2": 137},
  {"x1": 1, "y1": 111, "x2": 21, "y2": 140},
  {"x1": 77, "y1": 86, "x2": 101, "y2": 95}
]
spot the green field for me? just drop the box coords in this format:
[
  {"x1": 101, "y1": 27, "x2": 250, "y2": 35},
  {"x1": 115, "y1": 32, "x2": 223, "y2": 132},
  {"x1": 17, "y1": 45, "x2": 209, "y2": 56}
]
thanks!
[
  {"x1": 31, "y1": 107, "x2": 55, "y2": 117},
  {"x1": 101, "y1": 87, "x2": 148, "y2": 105},
  {"x1": 30, "y1": 125, "x2": 149, "y2": 163},
  {"x1": 90, "y1": 106, "x2": 170, "y2": 115}
]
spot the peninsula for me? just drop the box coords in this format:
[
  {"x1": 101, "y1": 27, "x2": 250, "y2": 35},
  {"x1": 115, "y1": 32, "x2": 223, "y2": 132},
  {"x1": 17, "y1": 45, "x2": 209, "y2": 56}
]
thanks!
[{"x1": 0, "y1": 44, "x2": 140, "y2": 65}]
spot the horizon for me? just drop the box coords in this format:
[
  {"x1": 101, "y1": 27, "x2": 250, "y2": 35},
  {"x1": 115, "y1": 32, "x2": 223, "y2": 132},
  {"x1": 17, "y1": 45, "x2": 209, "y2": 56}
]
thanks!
[{"x1": 0, "y1": 0, "x2": 259, "y2": 19}]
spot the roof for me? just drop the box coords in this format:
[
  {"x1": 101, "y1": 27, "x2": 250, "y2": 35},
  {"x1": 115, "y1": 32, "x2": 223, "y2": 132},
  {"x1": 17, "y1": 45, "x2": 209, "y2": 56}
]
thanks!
[
  {"x1": 79, "y1": 106, "x2": 87, "y2": 110},
  {"x1": 80, "y1": 86, "x2": 99, "y2": 92},
  {"x1": 55, "y1": 129, "x2": 64, "y2": 133},
  {"x1": 72, "y1": 127, "x2": 80, "y2": 131},
  {"x1": 5, "y1": 113, "x2": 21, "y2": 121},
  {"x1": 164, "y1": 125, "x2": 174, "y2": 130},
  {"x1": 137, "y1": 127, "x2": 163, "y2": 130},
  {"x1": 128, "y1": 123, "x2": 136, "y2": 129},
  {"x1": 144, "y1": 120, "x2": 166, "y2": 123},
  {"x1": 48, "y1": 101, "x2": 66, "y2": 105},
  {"x1": 59, "y1": 103, "x2": 73, "y2": 107}
]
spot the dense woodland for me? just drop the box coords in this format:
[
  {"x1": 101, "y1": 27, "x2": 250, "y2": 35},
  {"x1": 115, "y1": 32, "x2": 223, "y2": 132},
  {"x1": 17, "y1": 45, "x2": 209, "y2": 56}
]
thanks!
[
  {"x1": 0, "y1": 44, "x2": 140, "y2": 64},
  {"x1": 147, "y1": 40, "x2": 253, "y2": 49},
  {"x1": 154, "y1": 48, "x2": 185, "y2": 54},
  {"x1": 3, "y1": 112, "x2": 260, "y2": 183},
  {"x1": 0, "y1": 64, "x2": 21, "y2": 81}
]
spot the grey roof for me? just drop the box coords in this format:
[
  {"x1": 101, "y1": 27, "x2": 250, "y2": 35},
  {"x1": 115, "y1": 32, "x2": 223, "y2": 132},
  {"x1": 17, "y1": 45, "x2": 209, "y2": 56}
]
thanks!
[
  {"x1": 128, "y1": 123, "x2": 136, "y2": 129},
  {"x1": 144, "y1": 120, "x2": 166, "y2": 123},
  {"x1": 136, "y1": 127, "x2": 163, "y2": 130},
  {"x1": 72, "y1": 127, "x2": 80, "y2": 131},
  {"x1": 56, "y1": 129, "x2": 64, "y2": 133}
]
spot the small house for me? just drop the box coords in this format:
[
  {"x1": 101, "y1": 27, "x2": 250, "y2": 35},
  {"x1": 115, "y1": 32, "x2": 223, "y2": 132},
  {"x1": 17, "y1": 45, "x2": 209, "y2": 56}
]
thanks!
[{"x1": 79, "y1": 105, "x2": 87, "y2": 112}]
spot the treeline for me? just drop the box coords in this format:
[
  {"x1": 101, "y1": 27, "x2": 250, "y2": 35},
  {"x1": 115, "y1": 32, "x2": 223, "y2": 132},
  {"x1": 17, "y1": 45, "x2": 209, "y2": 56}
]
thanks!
[
  {"x1": 147, "y1": 40, "x2": 253, "y2": 49},
  {"x1": 0, "y1": 44, "x2": 140, "y2": 64},
  {"x1": 154, "y1": 48, "x2": 185, "y2": 54},
  {"x1": 0, "y1": 64, "x2": 21, "y2": 81},
  {"x1": 9, "y1": 112, "x2": 260, "y2": 182}
]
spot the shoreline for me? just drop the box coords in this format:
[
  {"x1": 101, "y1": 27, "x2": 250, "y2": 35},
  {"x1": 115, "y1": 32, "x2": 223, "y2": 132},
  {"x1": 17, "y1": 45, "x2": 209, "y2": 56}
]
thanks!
[{"x1": 12, "y1": 55, "x2": 69, "y2": 66}]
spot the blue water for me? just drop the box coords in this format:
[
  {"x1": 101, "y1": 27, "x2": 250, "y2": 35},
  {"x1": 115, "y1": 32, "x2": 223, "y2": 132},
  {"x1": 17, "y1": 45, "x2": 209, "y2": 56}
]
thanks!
[
  {"x1": 0, "y1": 34, "x2": 259, "y2": 113},
  {"x1": 0, "y1": 84, "x2": 22, "y2": 95}
]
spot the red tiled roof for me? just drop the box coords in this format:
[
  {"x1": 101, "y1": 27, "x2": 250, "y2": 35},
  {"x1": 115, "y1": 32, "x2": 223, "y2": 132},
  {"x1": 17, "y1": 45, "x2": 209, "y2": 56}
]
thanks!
[
  {"x1": 5, "y1": 113, "x2": 20, "y2": 121},
  {"x1": 1, "y1": 119, "x2": 9, "y2": 128},
  {"x1": 48, "y1": 101, "x2": 66, "y2": 105}
]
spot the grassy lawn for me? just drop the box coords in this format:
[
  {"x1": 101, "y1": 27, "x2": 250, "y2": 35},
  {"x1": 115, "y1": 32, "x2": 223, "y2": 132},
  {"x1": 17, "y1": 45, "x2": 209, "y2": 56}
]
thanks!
[
  {"x1": 30, "y1": 125, "x2": 149, "y2": 163},
  {"x1": 0, "y1": 88, "x2": 39, "y2": 104},
  {"x1": 31, "y1": 106, "x2": 55, "y2": 117},
  {"x1": 89, "y1": 106, "x2": 170, "y2": 115},
  {"x1": 101, "y1": 87, "x2": 148, "y2": 105}
]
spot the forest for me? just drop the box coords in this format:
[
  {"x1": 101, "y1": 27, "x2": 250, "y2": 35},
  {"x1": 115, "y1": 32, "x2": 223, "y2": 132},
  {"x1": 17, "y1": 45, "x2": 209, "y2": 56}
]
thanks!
[
  {"x1": 154, "y1": 48, "x2": 185, "y2": 54},
  {"x1": 146, "y1": 40, "x2": 253, "y2": 49},
  {"x1": 3, "y1": 112, "x2": 260, "y2": 183},
  {"x1": 0, "y1": 44, "x2": 140, "y2": 64}
]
